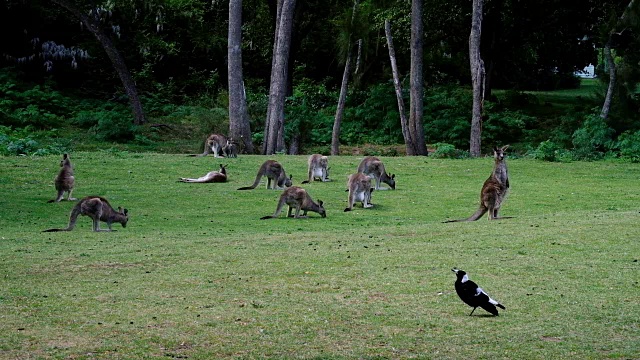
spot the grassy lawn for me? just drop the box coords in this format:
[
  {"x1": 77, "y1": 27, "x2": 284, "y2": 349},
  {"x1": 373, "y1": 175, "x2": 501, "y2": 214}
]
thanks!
[{"x1": 0, "y1": 153, "x2": 638, "y2": 359}]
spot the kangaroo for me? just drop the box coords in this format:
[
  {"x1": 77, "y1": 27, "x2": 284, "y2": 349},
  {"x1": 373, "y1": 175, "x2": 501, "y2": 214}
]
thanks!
[
  {"x1": 301, "y1": 154, "x2": 330, "y2": 184},
  {"x1": 48, "y1": 153, "x2": 77, "y2": 203},
  {"x1": 357, "y1": 156, "x2": 396, "y2": 190},
  {"x1": 43, "y1": 196, "x2": 129, "y2": 232},
  {"x1": 179, "y1": 164, "x2": 228, "y2": 183},
  {"x1": 195, "y1": 134, "x2": 228, "y2": 158},
  {"x1": 260, "y1": 186, "x2": 326, "y2": 219},
  {"x1": 237, "y1": 160, "x2": 292, "y2": 190},
  {"x1": 344, "y1": 173, "x2": 375, "y2": 212},
  {"x1": 444, "y1": 145, "x2": 512, "y2": 222},
  {"x1": 223, "y1": 138, "x2": 238, "y2": 158}
]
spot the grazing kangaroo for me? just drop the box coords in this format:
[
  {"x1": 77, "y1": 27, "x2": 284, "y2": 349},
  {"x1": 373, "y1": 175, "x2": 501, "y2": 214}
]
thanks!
[
  {"x1": 237, "y1": 160, "x2": 292, "y2": 190},
  {"x1": 344, "y1": 173, "x2": 375, "y2": 212},
  {"x1": 223, "y1": 138, "x2": 238, "y2": 158},
  {"x1": 301, "y1": 154, "x2": 330, "y2": 184},
  {"x1": 260, "y1": 186, "x2": 326, "y2": 219},
  {"x1": 195, "y1": 134, "x2": 228, "y2": 158},
  {"x1": 48, "y1": 153, "x2": 76, "y2": 203},
  {"x1": 357, "y1": 156, "x2": 396, "y2": 190},
  {"x1": 179, "y1": 164, "x2": 228, "y2": 183},
  {"x1": 43, "y1": 196, "x2": 129, "y2": 232},
  {"x1": 444, "y1": 145, "x2": 512, "y2": 222}
]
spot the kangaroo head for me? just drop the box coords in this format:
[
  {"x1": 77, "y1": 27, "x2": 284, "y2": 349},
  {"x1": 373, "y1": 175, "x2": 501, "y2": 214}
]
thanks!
[
  {"x1": 494, "y1": 145, "x2": 509, "y2": 161},
  {"x1": 220, "y1": 164, "x2": 228, "y2": 174},
  {"x1": 60, "y1": 153, "x2": 70, "y2": 167},
  {"x1": 285, "y1": 174, "x2": 293, "y2": 187},
  {"x1": 317, "y1": 199, "x2": 327, "y2": 218},
  {"x1": 387, "y1": 174, "x2": 396, "y2": 189},
  {"x1": 118, "y1": 207, "x2": 129, "y2": 228}
]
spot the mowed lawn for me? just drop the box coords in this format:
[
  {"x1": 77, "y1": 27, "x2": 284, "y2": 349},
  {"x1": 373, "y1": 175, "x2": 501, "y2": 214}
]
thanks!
[{"x1": 0, "y1": 152, "x2": 638, "y2": 359}]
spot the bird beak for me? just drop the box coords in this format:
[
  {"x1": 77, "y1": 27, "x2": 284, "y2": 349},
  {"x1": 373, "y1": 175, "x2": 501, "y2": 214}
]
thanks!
[{"x1": 451, "y1": 268, "x2": 459, "y2": 274}]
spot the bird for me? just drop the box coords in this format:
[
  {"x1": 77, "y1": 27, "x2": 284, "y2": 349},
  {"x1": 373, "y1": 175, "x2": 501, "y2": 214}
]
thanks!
[{"x1": 452, "y1": 268, "x2": 506, "y2": 316}]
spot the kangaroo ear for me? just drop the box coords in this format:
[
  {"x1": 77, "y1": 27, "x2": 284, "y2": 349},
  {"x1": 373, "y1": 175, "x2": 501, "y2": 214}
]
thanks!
[
  {"x1": 289, "y1": 174, "x2": 293, "y2": 179},
  {"x1": 391, "y1": 174, "x2": 395, "y2": 179},
  {"x1": 63, "y1": 153, "x2": 69, "y2": 159},
  {"x1": 124, "y1": 208, "x2": 128, "y2": 215},
  {"x1": 493, "y1": 146, "x2": 499, "y2": 152},
  {"x1": 318, "y1": 199, "x2": 324, "y2": 206},
  {"x1": 501, "y1": 144, "x2": 510, "y2": 151}
]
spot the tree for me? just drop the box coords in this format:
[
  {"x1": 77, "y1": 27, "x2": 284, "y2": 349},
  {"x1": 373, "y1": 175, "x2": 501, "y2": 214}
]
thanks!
[
  {"x1": 263, "y1": 0, "x2": 296, "y2": 155},
  {"x1": 228, "y1": 0, "x2": 254, "y2": 153},
  {"x1": 469, "y1": 0, "x2": 484, "y2": 157},
  {"x1": 384, "y1": 19, "x2": 411, "y2": 156},
  {"x1": 49, "y1": 0, "x2": 146, "y2": 125},
  {"x1": 408, "y1": 0, "x2": 428, "y2": 156}
]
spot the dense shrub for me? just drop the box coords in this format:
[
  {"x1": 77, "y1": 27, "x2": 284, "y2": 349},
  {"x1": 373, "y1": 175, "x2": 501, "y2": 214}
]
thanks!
[
  {"x1": 0, "y1": 126, "x2": 69, "y2": 156},
  {"x1": 529, "y1": 140, "x2": 573, "y2": 162},
  {"x1": 431, "y1": 142, "x2": 469, "y2": 159},
  {"x1": 571, "y1": 110, "x2": 615, "y2": 160},
  {"x1": 615, "y1": 130, "x2": 640, "y2": 162}
]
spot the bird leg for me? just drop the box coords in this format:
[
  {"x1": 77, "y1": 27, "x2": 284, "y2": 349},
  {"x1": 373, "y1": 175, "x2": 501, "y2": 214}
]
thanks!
[{"x1": 469, "y1": 307, "x2": 477, "y2": 316}]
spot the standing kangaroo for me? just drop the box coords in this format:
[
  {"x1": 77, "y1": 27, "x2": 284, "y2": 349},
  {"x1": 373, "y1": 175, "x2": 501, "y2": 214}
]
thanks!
[
  {"x1": 43, "y1": 196, "x2": 129, "y2": 232},
  {"x1": 237, "y1": 160, "x2": 292, "y2": 190},
  {"x1": 223, "y1": 138, "x2": 238, "y2": 158},
  {"x1": 444, "y1": 145, "x2": 512, "y2": 222},
  {"x1": 301, "y1": 154, "x2": 330, "y2": 184},
  {"x1": 195, "y1": 134, "x2": 228, "y2": 158},
  {"x1": 179, "y1": 164, "x2": 228, "y2": 183},
  {"x1": 48, "y1": 153, "x2": 76, "y2": 203},
  {"x1": 344, "y1": 173, "x2": 375, "y2": 212},
  {"x1": 260, "y1": 186, "x2": 326, "y2": 219},
  {"x1": 357, "y1": 156, "x2": 396, "y2": 190}
]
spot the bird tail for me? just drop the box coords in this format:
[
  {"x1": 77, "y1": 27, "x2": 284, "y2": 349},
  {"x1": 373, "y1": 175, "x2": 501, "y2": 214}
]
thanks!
[{"x1": 496, "y1": 303, "x2": 506, "y2": 310}]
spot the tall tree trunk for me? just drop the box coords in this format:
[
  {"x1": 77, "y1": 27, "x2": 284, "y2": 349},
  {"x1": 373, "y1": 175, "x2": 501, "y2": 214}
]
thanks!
[
  {"x1": 384, "y1": 20, "x2": 412, "y2": 156},
  {"x1": 50, "y1": 0, "x2": 146, "y2": 126},
  {"x1": 600, "y1": 41, "x2": 616, "y2": 120},
  {"x1": 331, "y1": 53, "x2": 352, "y2": 155},
  {"x1": 264, "y1": 0, "x2": 295, "y2": 155},
  {"x1": 263, "y1": 0, "x2": 282, "y2": 154},
  {"x1": 330, "y1": 0, "x2": 359, "y2": 156},
  {"x1": 409, "y1": 0, "x2": 428, "y2": 156},
  {"x1": 228, "y1": 0, "x2": 254, "y2": 153},
  {"x1": 469, "y1": 0, "x2": 485, "y2": 157}
]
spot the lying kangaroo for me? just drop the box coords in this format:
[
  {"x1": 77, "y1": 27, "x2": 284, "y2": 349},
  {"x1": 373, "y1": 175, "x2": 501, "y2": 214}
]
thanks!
[
  {"x1": 179, "y1": 164, "x2": 228, "y2": 183},
  {"x1": 344, "y1": 173, "x2": 375, "y2": 212},
  {"x1": 195, "y1": 134, "x2": 228, "y2": 158},
  {"x1": 48, "y1": 153, "x2": 76, "y2": 203},
  {"x1": 357, "y1": 156, "x2": 396, "y2": 190},
  {"x1": 237, "y1": 160, "x2": 292, "y2": 190},
  {"x1": 43, "y1": 196, "x2": 129, "y2": 232},
  {"x1": 260, "y1": 186, "x2": 326, "y2": 219},
  {"x1": 444, "y1": 145, "x2": 512, "y2": 222},
  {"x1": 301, "y1": 154, "x2": 330, "y2": 184}
]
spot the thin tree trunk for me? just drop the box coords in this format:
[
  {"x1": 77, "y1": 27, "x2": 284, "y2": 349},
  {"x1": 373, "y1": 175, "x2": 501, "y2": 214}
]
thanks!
[
  {"x1": 600, "y1": 41, "x2": 615, "y2": 120},
  {"x1": 51, "y1": 0, "x2": 146, "y2": 126},
  {"x1": 330, "y1": 0, "x2": 359, "y2": 156},
  {"x1": 264, "y1": 0, "x2": 295, "y2": 155},
  {"x1": 331, "y1": 53, "x2": 352, "y2": 155},
  {"x1": 228, "y1": 0, "x2": 254, "y2": 153},
  {"x1": 263, "y1": 0, "x2": 283, "y2": 154},
  {"x1": 384, "y1": 20, "x2": 412, "y2": 156},
  {"x1": 469, "y1": 0, "x2": 485, "y2": 157},
  {"x1": 408, "y1": 0, "x2": 428, "y2": 156}
]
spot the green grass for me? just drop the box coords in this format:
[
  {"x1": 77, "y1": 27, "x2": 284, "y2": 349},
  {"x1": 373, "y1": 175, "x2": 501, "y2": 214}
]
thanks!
[{"x1": 1, "y1": 153, "x2": 639, "y2": 359}]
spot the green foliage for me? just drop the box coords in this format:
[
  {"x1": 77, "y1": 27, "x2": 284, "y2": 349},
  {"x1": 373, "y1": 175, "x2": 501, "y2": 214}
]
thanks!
[
  {"x1": 615, "y1": 130, "x2": 640, "y2": 162},
  {"x1": 423, "y1": 86, "x2": 472, "y2": 149},
  {"x1": 529, "y1": 140, "x2": 573, "y2": 162},
  {"x1": 431, "y1": 142, "x2": 469, "y2": 159},
  {"x1": 285, "y1": 80, "x2": 336, "y2": 150},
  {"x1": 571, "y1": 109, "x2": 615, "y2": 160},
  {"x1": 0, "y1": 125, "x2": 69, "y2": 156},
  {"x1": 72, "y1": 105, "x2": 137, "y2": 142}
]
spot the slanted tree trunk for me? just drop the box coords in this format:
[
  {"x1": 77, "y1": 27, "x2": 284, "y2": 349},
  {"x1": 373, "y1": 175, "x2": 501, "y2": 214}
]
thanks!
[
  {"x1": 331, "y1": 0, "x2": 359, "y2": 156},
  {"x1": 600, "y1": 41, "x2": 616, "y2": 120},
  {"x1": 264, "y1": 0, "x2": 296, "y2": 155},
  {"x1": 408, "y1": 0, "x2": 428, "y2": 156},
  {"x1": 50, "y1": 0, "x2": 146, "y2": 126},
  {"x1": 228, "y1": 0, "x2": 254, "y2": 153},
  {"x1": 469, "y1": 0, "x2": 485, "y2": 157},
  {"x1": 384, "y1": 20, "x2": 412, "y2": 156}
]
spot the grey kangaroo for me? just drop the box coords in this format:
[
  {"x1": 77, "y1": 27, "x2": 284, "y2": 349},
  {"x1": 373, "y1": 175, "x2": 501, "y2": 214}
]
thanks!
[
  {"x1": 260, "y1": 186, "x2": 326, "y2": 219},
  {"x1": 237, "y1": 160, "x2": 292, "y2": 190},
  {"x1": 43, "y1": 196, "x2": 129, "y2": 232},
  {"x1": 48, "y1": 153, "x2": 76, "y2": 203},
  {"x1": 444, "y1": 145, "x2": 512, "y2": 222}
]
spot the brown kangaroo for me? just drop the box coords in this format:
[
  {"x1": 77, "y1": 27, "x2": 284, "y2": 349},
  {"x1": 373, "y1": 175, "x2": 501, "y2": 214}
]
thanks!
[
  {"x1": 357, "y1": 156, "x2": 396, "y2": 190},
  {"x1": 194, "y1": 134, "x2": 228, "y2": 158},
  {"x1": 43, "y1": 196, "x2": 129, "y2": 232},
  {"x1": 444, "y1": 145, "x2": 512, "y2": 222},
  {"x1": 344, "y1": 173, "x2": 375, "y2": 212},
  {"x1": 237, "y1": 160, "x2": 292, "y2": 190},
  {"x1": 260, "y1": 186, "x2": 326, "y2": 219},
  {"x1": 48, "y1": 153, "x2": 76, "y2": 203},
  {"x1": 223, "y1": 138, "x2": 238, "y2": 158},
  {"x1": 179, "y1": 164, "x2": 228, "y2": 183},
  {"x1": 301, "y1": 154, "x2": 330, "y2": 184}
]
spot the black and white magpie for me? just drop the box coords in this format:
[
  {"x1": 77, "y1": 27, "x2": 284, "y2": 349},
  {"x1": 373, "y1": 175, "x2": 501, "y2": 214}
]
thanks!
[{"x1": 452, "y1": 268, "x2": 506, "y2": 316}]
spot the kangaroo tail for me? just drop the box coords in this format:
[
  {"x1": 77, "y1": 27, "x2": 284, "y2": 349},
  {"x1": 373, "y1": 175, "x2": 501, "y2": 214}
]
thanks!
[
  {"x1": 443, "y1": 206, "x2": 487, "y2": 223},
  {"x1": 237, "y1": 174, "x2": 262, "y2": 190},
  {"x1": 43, "y1": 203, "x2": 81, "y2": 231}
]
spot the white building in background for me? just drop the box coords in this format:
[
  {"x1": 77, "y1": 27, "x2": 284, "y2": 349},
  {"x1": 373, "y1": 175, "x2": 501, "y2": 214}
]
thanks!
[{"x1": 575, "y1": 64, "x2": 596, "y2": 78}]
